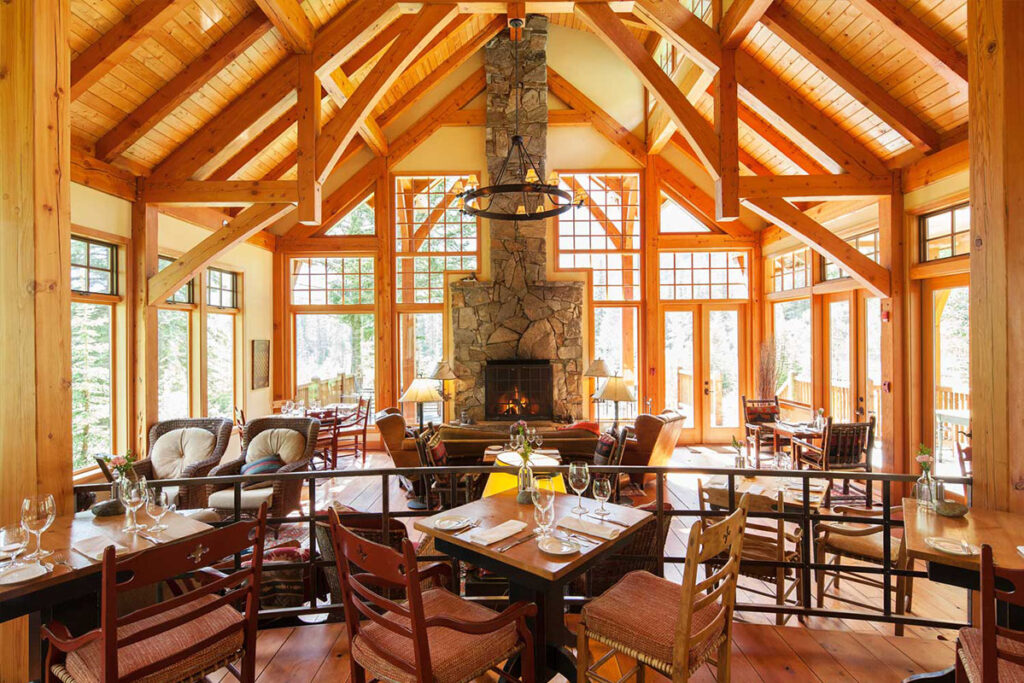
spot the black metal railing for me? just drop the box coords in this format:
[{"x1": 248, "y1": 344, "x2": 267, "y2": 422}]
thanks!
[{"x1": 74, "y1": 465, "x2": 972, "y2": 630}]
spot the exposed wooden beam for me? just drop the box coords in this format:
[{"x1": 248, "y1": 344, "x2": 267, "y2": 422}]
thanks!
[
  {"x1": 71, "y1": 146, "x2": 137, "y2": 201},
  {"x1": 340, "y1": 15, "x2": 411, "y2": 74},
  {"x1": 546, "y1": 67, "x2": 646, "y2": 166},
  {"x1": 734, "y1": 98, "x2": 829, "y2": 175},
  {"x1": 746, "y1": 196, "x2": 891, "y2": 297},
  {"x1": 253, "y1": 0, "x2": 314, "y2": 52},
  {"x1": 417, "y1": 0, "x2": 636, "y2": 9},
  {"x1": 847, "y1": 0, "x2": 967, "y2": 93},
  {"x1": 205, "y1": 105, "x2": 302, "y2": 181},
  {"x1": 149, "y1": 203, "x2": 293, "y2": 305},
  {"x1": 440, "y1": 108, "x2": 486, "y2": 125},
  {"x1": 142, "y1": 180, "x2": 299, "y2": 204},
  {"x1": 287, "y1": 157, "x2": 384, "y2": 238},
  {"x1": 739, "y1": 174, "x2": 893, "y2": 200},
  {"x1": 577, "y1": 2, "x2": 719, "y2": 178},
  {"x1": 94, "y1": 12, "x2": 272, "y2": 161},
  {"x1": 317, "y1": 5, "x2": 461, "y2": 182},
  {"x1": 761, "y1": 5, "x2": 941, "y2": 152},
  {"x1": 719, "y1": 0, "x2": 772, "y2": 48},
  {"x1": 71, "y1": 0, "x2": 190, "y2": 99},
  {"x1": 323, "y1": 69, "x2": 389, "y2": 155},
  {"x1": 131, "y1": 203, "x2": 159, "y2": 457},
  {"x1": 547, "y1": 109, "x2": 590, "y2": 125},
  {"x1": 715, "y1": 48, "x2": 739, "y2": 220},
  {"x1": 297, "y1": 54, "x2": 322, "y2": 224},
  {"x1": 653, "y1": 156, "x2": 752, "y2": 238},
  {"x1": 389, "y1": 68, "x2": 487, "y2": 165},
  {"x1": 901, "y1": 139, "x2": 968, "y2": 192}
]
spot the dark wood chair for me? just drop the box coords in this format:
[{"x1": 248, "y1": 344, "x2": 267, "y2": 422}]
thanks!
[
  {"x1": 956, "y1": 428, "x2": 973, "y2": 477},
  {"x1": 742, "y1": 395, "x2": 785, "y2": 469},
  {"x1": 956, "y1": 544, "x2": 1024, "y2": 682},
  {"x1": 335, "y1": 397, "x2": 371, "y2": 464},
  {"x1": 793, "y1": 416, "x2": 875, "y2": 506},
  {"x1": 326, "y1": 507, "x2": 537, "y2": 683},
  {"x1": 307, "y1": 406, "x2": 340, "y2": 469},
  {"x1": 415, "y1": 425, "x2": 476, "y2": 508},
  {"x1": 42, "y1": 506, "x2": 268, "y2": 683},
  {"x1": 592, "y1": 426, "x2": 628, "y2": 503}
]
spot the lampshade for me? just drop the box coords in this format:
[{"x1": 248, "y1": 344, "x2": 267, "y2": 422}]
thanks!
[
  {"x1": 430, "y1": 361, "x2": 457, "y2": 381},
  {"x1": 399, "y1": 378, "x2": 442, "y2": 404},
  {"x1": 584, "y1": 359, "x2": 611, "y2": 378},
  {"x1": 594, "y1": 375, "x2": 636, "y2": 403}
]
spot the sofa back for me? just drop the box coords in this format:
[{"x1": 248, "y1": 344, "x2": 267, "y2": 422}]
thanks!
[
  {"x1": 648, "y1": 410, "x2": 685, "y2": 467},
  {"x1": 436, "y1": 425, "x2": 600, "y2": 461}
]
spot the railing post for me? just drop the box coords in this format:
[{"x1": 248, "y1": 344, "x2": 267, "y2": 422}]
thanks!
[
  {"x1": 308, "y1": 473, "x2": 318, "y2": 609},
  {"x1": 656, "y1": 472, "x2": 665, "y2": 577},
  {"x1": 882, "y1": 480, "x2": 892, "y2": 619},
  {"x1": 801, "y1": 475, "x2": 812, "y2": 610},
  {"x1": 381, "y1": 473, "x2": 391, "y2": 547}
]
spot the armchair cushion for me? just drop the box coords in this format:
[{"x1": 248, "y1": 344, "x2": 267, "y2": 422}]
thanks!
[
  {"x1": 558, "y1": 420, "x2": 601, "y2": 436},
  {"x1": 246, "y1": 428, "x2": 306, "y2": 464},
  {"x1": 208, "y1": 487, "x2": 274, "y2": 511},
  {"x1": 149, "y1": 428, "x2": 217, "y2": 480},
  {"x1": 240, "y1": 455, "x2": 284, "y2": 489}
]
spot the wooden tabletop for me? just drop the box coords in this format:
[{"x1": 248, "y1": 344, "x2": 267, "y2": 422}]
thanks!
[
  {"x1": 482, "y1": 446, "x2": 561, "y2": 465},
  {"x1": 902, "y1": 498, "x2": 1024, "y2": 571},
  {"x1": 414, "y1": 491, "x2": 652, "y2": 582},
  {"x1": 0, "y1": 509, "x2": 212, "y2": 605},
  {"x1": 685, "y1": 451, "x2": 827, "y2": 509},
  {"x1": 763, "y1": 421, "x2": 824, "y2": 438}
]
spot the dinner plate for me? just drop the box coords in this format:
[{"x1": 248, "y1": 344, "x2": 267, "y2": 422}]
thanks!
[
  {"x1": 0, "y1": 563, "x2": 50, "y2": 585},
  {"x1": 925, "y1": 536, "x2": 979, "y2": 556},
  {"x1": 433, "y1": 515, "x2": 473, "y2": 532},
  {"x1": 537, "y1": 536, "x2": 580, "y2": 556}
]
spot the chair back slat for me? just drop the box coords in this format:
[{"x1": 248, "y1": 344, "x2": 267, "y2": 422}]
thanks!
[
  {"x1": 823, "y1": 416, "x2": 875, "y2": 467},
  {"x1": 742, "y1": 395, "x2": 781, "y2": 424},
  {"x1": 978, "y1": 544, "x2": 1024, "y2": 681}
]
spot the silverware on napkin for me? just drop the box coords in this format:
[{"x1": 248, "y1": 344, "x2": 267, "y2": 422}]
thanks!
[
  {"x1": 496, "y1": 532, "x2": 537, "y2": 552},
  {"x1": 587, "y1": 514, "x2": 629, "y2": 528}
]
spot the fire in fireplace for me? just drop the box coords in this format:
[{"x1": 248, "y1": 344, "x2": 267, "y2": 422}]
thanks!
[{"x1": 484, "y1": 360, "x2": 553, "y2": 421}]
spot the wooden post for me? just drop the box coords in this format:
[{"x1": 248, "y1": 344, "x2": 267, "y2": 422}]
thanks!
[
  {"x1": 375, "y1": 169, "x2": 396, "y2": 412},
  {"x1": 879, "y1": 173, "x2": 908, "y2": 476},
  {"x1": 714, "y1": 48, "x2": 739, "y2": 221},
  {"x1": 0, "y1": 0, "x2": 72, "y2": 675},
  {"x1": 132, "y1": 203, "x2": 159, "y2": 455},
  {"x1": 968, "y1": 0, "x2": 1024, "y2": 510},
  {"x1": 296, "y1": 53, "x2": 322, "y2": 226}
]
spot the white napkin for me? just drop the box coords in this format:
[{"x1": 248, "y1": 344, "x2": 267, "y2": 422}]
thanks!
[
  {"x1": 704, "y1": 475, "x2": 728, "y2": 488},
  {"x1": 558, "y1": 516, "x2": 620, "y2": 540},
  {"x1": 747, "y1": 484, "x2": 766, "y2": 495},
  {"x1": 466, "y1": 520, "x2": 528, "y2": 546},
  {"x1": 73, "y1": 536, "x2": 128, "y2": 561}
]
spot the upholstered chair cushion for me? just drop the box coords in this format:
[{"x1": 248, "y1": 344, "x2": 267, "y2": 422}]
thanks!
[
  {"x1": 240, "y1": 455, "x2": 284, "y2": 489},
  {"x1": 149, "y1": 428, "x2": 217, "y2": 480},
  {"x1": 246, "y1": 428, "x2": 306, "y2": 464},
  {"x1": 593, "y1": 434, "x2": 617, "y2": 466},
  {"x1": 958, "y1": 627, "x2": 1024, "y2": 683}
]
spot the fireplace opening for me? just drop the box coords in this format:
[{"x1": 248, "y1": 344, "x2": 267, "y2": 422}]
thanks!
[{"x1": 484, "y1": 360, "x2": 553, "y2": 421}]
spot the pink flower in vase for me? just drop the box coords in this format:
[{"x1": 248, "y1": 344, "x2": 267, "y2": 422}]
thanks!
[{"x1": 109, "y1": 455, "x2": 127, "y2": 469}]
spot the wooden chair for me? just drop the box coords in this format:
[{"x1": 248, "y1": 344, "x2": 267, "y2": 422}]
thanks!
[
  {"x1": 956, "y1": 544, "x2": 1024, "y2": 682},
  {"x1": 233, "y1": 406, "x2": 247, "y2": 428},
  {"x1": 307, "y1": 406, "x2": 340, "y2": 469},
  {"x1": 576, "y1": 500, "x2": 748, "y2": 682},
  {"x1": 42, "y1": 506, "x2": 268, "y2": 683},
  {"x1": 742, "y1": 395, "x2": 785, "y2": 468},
  {"x1": 415, "y1": 426, "x2": 476, "y2": 508},
  {"x1": 814, "y1": 505, "x2": 914, "y2": 636},
  {"x1": 592, "y1": 426, "x2": 628, "y2": 503},
  {"x1": 699, "y1": 482, "x2": 803, "y2": 625},
  {"x1": 335, "y1": 397, "x2": 371, "y2": 464},
  {"x1": 956, "y1": 428, "x2": 973, "y2": 477},
  {"x1": 327, "y1": 507, "x2": 537, "y2": 683},
  {"x1": 793, "y1": 416, "x2": 875, "y2": 506}
]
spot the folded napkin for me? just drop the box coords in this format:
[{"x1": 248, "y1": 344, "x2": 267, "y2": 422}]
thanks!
[
  {"x1": 747, "y1": 484, "x2": 766, "y2": 495},
  {"x1": 784, "y1": 479, "x2": 827, "y2": 492},
  {"x1": 558, "y1": 516, "x2": 620, "y2": 540},
  {"x1": 73, "y1": 536, "x2": 128, "y2": 561},
  {"x1": 704, "y1": 475, "x2": 728, "y2": 488},
  {"x1": 466, "y1": 520, "x2": 528, "y2": 546}
]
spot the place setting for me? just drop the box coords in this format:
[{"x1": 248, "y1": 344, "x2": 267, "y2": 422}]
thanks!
[{"x1": 0, "y1": 494, "x2": 58, "y2": 586}]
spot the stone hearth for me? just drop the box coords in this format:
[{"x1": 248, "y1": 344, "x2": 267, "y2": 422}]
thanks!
[{"x1": 449, "y1": 15, "x2": 585, "y2": 421}]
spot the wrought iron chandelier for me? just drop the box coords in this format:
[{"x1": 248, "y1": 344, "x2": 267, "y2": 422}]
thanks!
[{"x1": 457, "y1": 18, "x2": 583, "y2": 222}]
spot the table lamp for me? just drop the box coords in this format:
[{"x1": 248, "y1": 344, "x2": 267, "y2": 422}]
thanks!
[
  {"x1": 399, "y1": 377, "x2": 442, "y2": 432},
  {"x1": 584, "y1": 359, "x2": 610, "y2": 419},
  {"x1": 594, "y1": 375, "x2": 636, "y2": 429},
  {"x1": 430, "y1": 361, "x2": 458, "y2": 422}
]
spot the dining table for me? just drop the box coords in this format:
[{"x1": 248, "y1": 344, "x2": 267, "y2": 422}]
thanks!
[
  {"x1": 480, "y1": 448, "x2": 567, "y2": 498},
  {"x1": 685, "y1": 450, "x2": 829, "y2": 510},
  {"x1": 764, "y1": 420, "x2": 825, "y2": 464},
  {"x1": 414, "y1": 490, "x2": 653, "y2": 681},
  {"x1": 0, "y1": 508, "x2": 212, "y2": 682}
]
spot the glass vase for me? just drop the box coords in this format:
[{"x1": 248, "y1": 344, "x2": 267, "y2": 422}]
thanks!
[
  {"x1": 916, "y1": 472, "x2": 935, "y2": 510},
  {"x1": 516, "y1": 462, "x2": 534, "y2": 504}
]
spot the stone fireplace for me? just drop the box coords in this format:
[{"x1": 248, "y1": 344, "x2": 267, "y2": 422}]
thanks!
[
  {"x1": 484, "y1": 360, "x2": 554, "y2": 421},
  {"x1": 449, "y1": 15, "x2": 585, "y2": 422}
]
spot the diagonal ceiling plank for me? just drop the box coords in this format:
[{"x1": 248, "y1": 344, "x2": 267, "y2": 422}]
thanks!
[
  {"x1": 95, "y1": 12, "x2": 272, "y2": 162},
  {"x1": 761, "y1": 5, "x2": 941, "y2": 152},
  {"x1": 71, "y1": 0, "x2": 192, "y2": 100},
  {"x1": 149, "y1": 0, "x2": 404, "y2": 182},
  {"x1": 720, "y1": 0, "x2": 773, "y2": 48},
  {"x1": 576, "y1": 2, "x2": 720, "y2": 179},
  {"x1": 253, "y1": 0, "x2": 314, "y2": 53},
  {"x1": 316, "y1": 4, "x2": 461, "y2": 183}
]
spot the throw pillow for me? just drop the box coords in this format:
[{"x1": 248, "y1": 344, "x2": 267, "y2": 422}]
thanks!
[
  {"x1": 557, "y1": 420, "x2": 601, "y2": 436},
  {"x1": 427, "y1": 432, "x2": 448, "y2": 467},
  {"x1": 149, "y1": 428, "x2": 217, "y2": 480},
  {"x1": 593, "y1": 433, "x2": 617, "y2": 466},
  {"x1": 246, "y1": 428, "x2": 306, "y2": 464},
  {"x1": 240, "y1": 455, "x2": 283, "y2": 489}
]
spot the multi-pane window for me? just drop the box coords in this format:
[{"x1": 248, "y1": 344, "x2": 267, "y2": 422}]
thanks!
[
  {"x1": 771, "y1": 248, "x2": 812, "y2": 292},
  {"x1": 557, "y1": 172, "x2": 641, "y2": 302},
  {"x1": 207, "y1": 268, "x2": 238, "y2": 309},
  {"x1": 71, "y1": 301, "x2": 113, "y2": 468},
  {"x1": 71, "y1": 237, "x2": 117, "y2": 295},
  {"x1": 290, "y1": 257, "x2": 374, "y2": 306},
  {"x1": 823, "y1": 230, "x2": 880, "y2": 281},
  {"x1": 325, "y1": 194, "x2": 375, "y2": 236},
  {"x1": 294, "y1": 314, "x2": 375, "y2": 399},
  {"x1": 660, "y1": 192, "x2": 711, "y2": 233},
  {"x1": 158, "y1": 309, "x2": 190, "y2": 419},
  {"x1": 773, "y1": 299, "x2": 812, "y2": 406},
  {"x1": 206, "y1": 313, "x2": 234, "y2": 418},
  {"x1": 920, "y1": 203, "x2": 970, "y2": 262},
  {"x1": 395, "y1": 175, "x2": 479, "y2": 304},
  {"x1": 659, "y1": 251, "x2": 749, "y2": 300},
  {"x1": 158, "y1": 256, "x2": 194, "y2": 304}
]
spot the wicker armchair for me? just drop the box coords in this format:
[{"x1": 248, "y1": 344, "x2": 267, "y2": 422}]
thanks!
[
  {"x1": 100, "y1": 418, "x2": 231, "y2": 510},
  {"x1": 743, "y1": 396, "x2": 785, "y2": 468},
  {"x1": 793, "y1": 416, "x2": 875, "y2": 506},
  {"x1": 207, "y1": 416, "x2": 319, "y2": 521}
]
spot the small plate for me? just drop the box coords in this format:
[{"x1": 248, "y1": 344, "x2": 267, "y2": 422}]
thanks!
[
  {"x1": 0, "y1": 563, "x2": 50, "y2": 585},
  {"x1": 925, "y1": 536, "x2": 979, "y2": 556},
  {"x1": 537, "y1": 536, "x2": 580, "y2": 556},
  {"x1": 433, "y1": 515, "x2": 473, "y2": 532}
]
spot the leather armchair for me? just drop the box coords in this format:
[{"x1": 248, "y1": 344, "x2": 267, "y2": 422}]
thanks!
[{"x1": 620, "y1": 410, "x2": 685, "y2": 484}]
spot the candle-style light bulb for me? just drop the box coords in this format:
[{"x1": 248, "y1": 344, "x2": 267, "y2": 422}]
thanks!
[
  {"x1": 457, "y1": 196, "x2": 465, "y2": 210},
  {"x1": 574, "y1": 190, "x2": 586, "y2": 205},
  {"x1": 516, "y1": 205, "x2": 527, "y2": 215},
  {"x1": 546, "y1": 171, "x2": 559, "y2": 185},
  {"x1": 467, "y1": 175, "x2": 478, "y2": 188},
  {"x1": 524, "y1": 168, "x2": 539, "y2": 183},
  {"x1": 452, "y1": 180, "x2": 464, "y2": 194}
]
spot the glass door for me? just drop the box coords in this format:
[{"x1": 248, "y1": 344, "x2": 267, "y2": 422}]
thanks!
[
  {"x1": 824, "y1": 293, "x2": 856, "y2": 421},
  {"x1": 702, "y1": 305, "x2": 746, "y2": 443},
  {"x1": 858, "y1": 294, "x2": 883, "y2": 468},
  {"x1": 923, "y1": 275, "x2": 970, "y2": 480},
  {"x1": 661, "y1": 305, "x2": 700, "y2": 442}
]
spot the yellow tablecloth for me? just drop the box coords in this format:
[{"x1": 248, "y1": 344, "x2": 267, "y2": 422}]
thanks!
[{"x1": 482, "y1": 451, "x2": 567, "y2": 497}]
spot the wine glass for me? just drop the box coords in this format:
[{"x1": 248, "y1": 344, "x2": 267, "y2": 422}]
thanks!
[
  {"x1": 121, "y1": 479, "x2": 148, "y2": 533},
  {"x1": 0, "y1": 525, "x2": 27, "y2": 569},
  {"x1": 592, "y1": 474, "x2": 613, "y2": 517},
  {"x1": 568, "y1": 461, "x2": 591, "y2": 515},
  {"x1": 21, "y1": 494, "x2": 56, "y2": 562},
  {"x1": 534, "y1": 433, "x2": 544, "y2": 450},
  {"x1": 146, "y1": 489, "x2": 172, "y2": 533},
  {"x1": 532, "y1": 477, "x2": 556, "y2": 538},
  {"x1": 283, "y1": 400, "x2": 294, "y2": 415}
]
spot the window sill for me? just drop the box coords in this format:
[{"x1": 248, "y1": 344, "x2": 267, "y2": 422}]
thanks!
[{"x1": 73, "y1": 466, "x2": 106, "y2": 484}]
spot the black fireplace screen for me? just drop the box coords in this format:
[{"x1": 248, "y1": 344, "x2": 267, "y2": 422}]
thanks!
[{"x1": 484, "y1": 360, "x2": 553, "y2": 421}]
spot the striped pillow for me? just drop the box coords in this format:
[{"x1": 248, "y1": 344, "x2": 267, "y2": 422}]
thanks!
[{"x1": 240, "y1": 455, "x2": 283, "y2": 489}]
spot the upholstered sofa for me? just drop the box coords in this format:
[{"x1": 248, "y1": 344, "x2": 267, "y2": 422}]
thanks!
[
  {"x1": 436, "y1": 424, "x2": 601, "y2": 462},
  {"x1": 621, "y1": 410, "x2": 686, "y2": 484}
]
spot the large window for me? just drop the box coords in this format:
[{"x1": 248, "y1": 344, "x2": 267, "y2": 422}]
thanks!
[
  {"x1": 920, "y1": 203, "x2": 970, "y2": 262},
  {"x1": 823, "y1": 230, "x2": 880, "y2": 281},
  {"x1": 660, "y1": 192, "x2": 712, "y2": 233},
  {"x1": 770, "y1": 248, "x2": 811, "y2": 292},
  {"x1": 158, "y1": 309, "x2": 190, "y2": 419},
  {"x1": 773, "y1": 299, "x2": 812, "y2": 406},
  {"x1": 71, "y1": 237, "x2": 117, "y2": 295},
  {"x1": 71, "y1": 301, "x2": 114, "y2": 468},
  {"x1": 593, "y1": 307, "x2": 639, "y2": 422},
  {"x1": 290, "y1": 256, "x2": 374, "y2": 306},
  {"x1": 295, "y1": 314, "x2": 375, "y2": 403},
  {"x1": 659, "y1": 251, "x2": 748, "y2": 300},
  {"x1": 325, "y1": 194, "x2": 375, "y2": 236},
  {"x1": 399, "y1": 313, "x2": 443, "y2": 423},
  {"x1": 206, "y1": 313, "x2": 235, "y2": 418}
]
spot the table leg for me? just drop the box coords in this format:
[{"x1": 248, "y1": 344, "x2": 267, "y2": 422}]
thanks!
[{"x1": 509, "y1": 582, "x2": 576, "y2": 681}]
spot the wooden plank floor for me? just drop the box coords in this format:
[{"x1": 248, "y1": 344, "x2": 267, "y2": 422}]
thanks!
[{"x1": 215, "y1": 620, "x2": 956, "y2": 682}]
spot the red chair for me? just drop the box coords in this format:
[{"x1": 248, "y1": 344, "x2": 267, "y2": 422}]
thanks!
[
  {"x1": 335, "y1": 397, "x2": 371, "y2": 464},
  {"x1": 956, "y1": 544, "x2": 1024, "y2": 682},
  {"x1": 42, "y1": 506, "x2": 268, "y2": 683},
  {"x1": 327, "y1": 507, "x2": 537, "y2": 682}
]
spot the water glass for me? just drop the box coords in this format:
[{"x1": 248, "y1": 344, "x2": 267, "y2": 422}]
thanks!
[
  {"x1": 121, "y1": 479, "x2": 148, "y2": 533},
  {"x1": 568, "y1": 461, "x2": 591, "y2": 514},
  {"x1": 592, "y1": 475, "x2": 613, "y2": 516},
  {"x1": 146, "y1": 489, "x2": 172, "y2": 533},
  {"x1": 21, "y1": 494, "x2": 56, "y2": 562},
  {"x1": 0, "y1": 525, "x2": 28, "y2": 569},
  {"x1": 532, "y1": 477, "x2": 556, "y2": 538}
]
